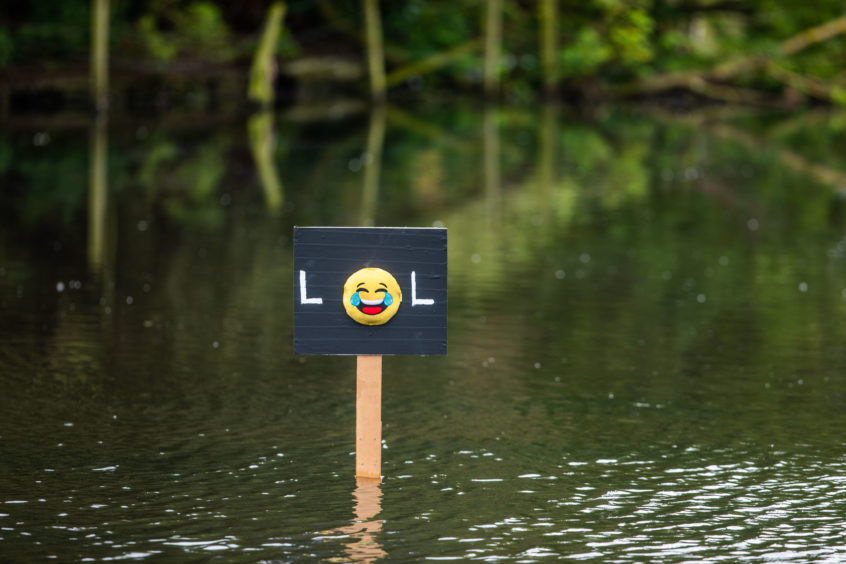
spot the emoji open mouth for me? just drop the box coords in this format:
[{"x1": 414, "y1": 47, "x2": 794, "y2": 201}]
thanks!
[{"x1": 357, "y1": 297, "x2": 385, "y2": 315}]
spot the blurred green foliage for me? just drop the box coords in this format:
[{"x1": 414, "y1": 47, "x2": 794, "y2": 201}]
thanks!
[
  {"x1": 135, "y1": 1, "x2": 235, "y2": 63},
  {"x1": 0, "y1": 29, "x2": 13, "y2": 67},
  {"x1": 1, "y1": 2, "x2": 90, "y2": 64},
  {"x1": 1, "y1": 0, "x2": 845, "y2": 104}
]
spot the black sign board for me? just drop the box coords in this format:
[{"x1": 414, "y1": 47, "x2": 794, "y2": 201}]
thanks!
[{"x1": 293, "y1": 227, "x2": 447, "y2": 355}]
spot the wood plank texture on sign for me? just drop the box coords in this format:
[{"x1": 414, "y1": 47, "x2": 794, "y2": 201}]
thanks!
[{"x1": 293, "y1": 227, "x2": 447, "y2": 356}]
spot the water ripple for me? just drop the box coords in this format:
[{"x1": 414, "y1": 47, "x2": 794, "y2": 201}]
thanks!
[{"x1": 382, "y1": 450, "x2": 846, "y2": 561}]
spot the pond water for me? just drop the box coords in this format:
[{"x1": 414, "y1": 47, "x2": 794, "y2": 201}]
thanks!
[{"x1": 2, "y1": 102, "x2": 846, "y2": 561}]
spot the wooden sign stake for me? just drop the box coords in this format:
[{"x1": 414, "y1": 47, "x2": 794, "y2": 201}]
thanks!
[{"x1": 356, "y1": 355, "x2": 382, "y2": 481}]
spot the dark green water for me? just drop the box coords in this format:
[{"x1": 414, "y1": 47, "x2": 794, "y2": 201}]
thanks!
[{"x1": 2, "y1": 104, "x2": 846, "y2": 561}]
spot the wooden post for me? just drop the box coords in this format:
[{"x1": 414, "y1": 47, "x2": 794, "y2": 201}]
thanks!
[{"x1": 356, "y1": 355, "x2": 382, "y2": 480}]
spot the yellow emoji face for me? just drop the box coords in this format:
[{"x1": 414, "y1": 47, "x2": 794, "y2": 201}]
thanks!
[{"x1": 343, "y1": 267, "x2": 402, "y2": 326}]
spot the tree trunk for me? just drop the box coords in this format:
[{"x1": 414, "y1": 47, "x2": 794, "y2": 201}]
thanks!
[
  {"x1": 90, "y1": 0, "x2": 109, "y2": 113},
  {"x1": 484, "y1": 0, "x2": 503, "y2": 98},
  {"x1": 248, "y1": 2, "x2": 287, "y2": 107},
  {"x1": 540, "y1": 0, "x2": 558, "y2": 97},
  {"x1": 363, "y1": 0, "x2": 386, "y2": 102}
]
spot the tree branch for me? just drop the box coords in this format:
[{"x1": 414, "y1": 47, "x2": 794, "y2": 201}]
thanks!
[{"x1": 612, "y1": 13, "x2": 846, "y2": 100}]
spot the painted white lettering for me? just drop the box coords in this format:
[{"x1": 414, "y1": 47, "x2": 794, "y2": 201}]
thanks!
[
  {"x1": 299, "y1": 270, "x2": 323, "y2": 304},
  {"x1": 411, "y1": 271, "x2": 435, "y2": 306}
]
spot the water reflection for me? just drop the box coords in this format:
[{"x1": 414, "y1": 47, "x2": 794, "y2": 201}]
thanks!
[
  {"x1": 3, "y1": 103, "x2": 846, "y2": 562},
  {"x1": 483, "y1": 104, "x2": 500, "y2": 216},
  {"x1": 336, "y1": 478, "x2": 385, "y2": 562},
  {"x1": 536, "y1": 103, "x2": 556, "y2": 229},
  {"x1": 708, "y1": 121, "x2": 846, "y2": 194},
  {"x1": 247, "y1": 110, "x2": 284, "y2": 214},
  {"x1": 87, "y1": 113, "x2": 109, "y2": 272}
]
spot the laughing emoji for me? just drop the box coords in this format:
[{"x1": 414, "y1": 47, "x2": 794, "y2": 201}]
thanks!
[{"x1": 342, "y1": 267, "x2": 402, "y2": 325}]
